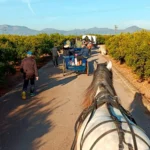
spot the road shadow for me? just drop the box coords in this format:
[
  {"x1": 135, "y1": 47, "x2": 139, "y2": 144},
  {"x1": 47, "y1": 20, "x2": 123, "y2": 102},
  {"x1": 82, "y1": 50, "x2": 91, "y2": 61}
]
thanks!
[
  {"x1": 0, "y1": 92, "x2": 70, "y2": 150},
  {"x1": 0, "y1": 57, "x2": 77, "y2": 150},
  {"x1": 35, "y1": 58, "x2": 77, "y2": 95},
  {"x1": 0, "y1": 96, "x2": 52, "y2": 150},
  {"x1": 129, "y1": 92, "x2": 150, "y2": 138},
  {"x1": 0, "y1": 50, "x2": 100, "y2": 150}
]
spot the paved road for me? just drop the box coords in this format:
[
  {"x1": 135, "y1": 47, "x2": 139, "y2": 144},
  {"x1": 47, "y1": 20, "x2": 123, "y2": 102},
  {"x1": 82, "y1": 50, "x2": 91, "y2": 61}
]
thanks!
[{"x1": 0, "y1": 50, "x2": 150, "y2": 150}]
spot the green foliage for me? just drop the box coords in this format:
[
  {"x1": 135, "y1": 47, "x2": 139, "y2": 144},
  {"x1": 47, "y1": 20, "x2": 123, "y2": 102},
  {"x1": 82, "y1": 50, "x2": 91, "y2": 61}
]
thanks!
[
  {"x1": 75, "y1": 40, "x2": 82, "y2": 48},
  {"x1": 96, "y1": 34, "x2": 112, "y2": 45},
  {"x1": 0, "y1": 33, "x2": 79, "y2": 83},
  {"x1": 106, "y1": 30, "x2": 150, "y2": 79},
  {"x1": 0, "y1": 62, "x2": 5, "y2": 85},
  {"x1": 1, "y1": 31, "x2": 150, "y2": 81},
  {"x1": 0, "y1": 62, "x2": 16, "y2": 85}
]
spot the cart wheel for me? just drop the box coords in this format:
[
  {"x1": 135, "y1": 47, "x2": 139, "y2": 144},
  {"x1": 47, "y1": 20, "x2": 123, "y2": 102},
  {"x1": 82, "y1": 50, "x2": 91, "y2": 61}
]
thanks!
[
  {"x1": 63, "y1": 59, "x2": 66, "y2": 76},
  {"x1": 86, "y1": 61, "x2": 89, "y2": 76}
]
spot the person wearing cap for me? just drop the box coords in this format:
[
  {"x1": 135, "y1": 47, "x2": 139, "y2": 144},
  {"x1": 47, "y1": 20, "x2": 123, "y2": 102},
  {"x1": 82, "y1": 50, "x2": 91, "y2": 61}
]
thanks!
[
  {"x1": 51, "y1": 44, "x2": 60, "y2": 67},
  {"x1": 20, "y1": 51, "x2": 39, "y2": 100}
]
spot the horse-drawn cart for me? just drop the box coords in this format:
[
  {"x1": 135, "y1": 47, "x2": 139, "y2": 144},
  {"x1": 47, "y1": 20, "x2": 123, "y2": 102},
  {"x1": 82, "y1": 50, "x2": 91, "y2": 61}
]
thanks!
[{"x1": 62, "y1": 55, "x2": 89, "y2": 76}]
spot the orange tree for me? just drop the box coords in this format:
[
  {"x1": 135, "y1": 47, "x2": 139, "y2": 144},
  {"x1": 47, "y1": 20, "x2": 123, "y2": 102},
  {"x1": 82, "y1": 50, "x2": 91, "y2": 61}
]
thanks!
[{"x1": 105, "y1": 30, "x2": 150, "y2": 80}]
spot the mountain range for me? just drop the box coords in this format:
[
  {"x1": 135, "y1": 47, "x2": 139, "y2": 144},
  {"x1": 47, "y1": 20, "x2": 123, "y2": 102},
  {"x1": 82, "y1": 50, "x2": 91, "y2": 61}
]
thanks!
[{"x1": 0, "y1": 25, "x2": 148, "y2": 35}]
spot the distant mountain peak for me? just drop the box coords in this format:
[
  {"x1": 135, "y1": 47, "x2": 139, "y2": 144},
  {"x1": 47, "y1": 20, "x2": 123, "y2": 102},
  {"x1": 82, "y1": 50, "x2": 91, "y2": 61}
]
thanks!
[
  {"x1": 123, "y1": 25, "x2": 143, "y2": 33},
  {"x1": 126, "y1": 25, "x2": 140, "y2": 29},
  {"x1": 0, "y1": 24, "x2": 147, "y2": 35}
]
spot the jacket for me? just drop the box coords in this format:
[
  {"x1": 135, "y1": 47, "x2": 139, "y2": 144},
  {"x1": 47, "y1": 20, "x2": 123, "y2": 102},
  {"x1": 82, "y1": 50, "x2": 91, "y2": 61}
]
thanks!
[
  {"x1": 77, "y1": 47, "x2": 89, "y2": 58},
  {"x1": 20, "y1": 57, "x2": 38, "y2": 79}
]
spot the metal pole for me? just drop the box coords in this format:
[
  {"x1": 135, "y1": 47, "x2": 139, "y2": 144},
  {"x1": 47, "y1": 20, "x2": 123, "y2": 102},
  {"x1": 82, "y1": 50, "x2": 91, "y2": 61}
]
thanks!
[{"x1": 114, "y1": 25, "x2": 118, "y2": 35}]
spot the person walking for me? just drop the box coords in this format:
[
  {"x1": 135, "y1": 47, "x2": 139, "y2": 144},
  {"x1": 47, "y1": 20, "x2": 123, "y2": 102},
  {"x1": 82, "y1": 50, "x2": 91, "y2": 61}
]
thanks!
[
  {"x1": 51, "y1": 44, "x2": 60, "y2": 67},
  {"x1": 20, "y1": 51, "x2": 39, "y2": 100}
]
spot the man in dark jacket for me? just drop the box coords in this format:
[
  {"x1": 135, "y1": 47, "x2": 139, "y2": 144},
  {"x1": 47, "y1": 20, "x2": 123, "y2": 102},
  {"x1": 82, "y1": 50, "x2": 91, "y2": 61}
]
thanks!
[
  {"x1": 76, "y1": 44, "x2": 89, "y2": 66},
  {"x1": 20, "y1": 51, "x2": 39, "y2": 99}
]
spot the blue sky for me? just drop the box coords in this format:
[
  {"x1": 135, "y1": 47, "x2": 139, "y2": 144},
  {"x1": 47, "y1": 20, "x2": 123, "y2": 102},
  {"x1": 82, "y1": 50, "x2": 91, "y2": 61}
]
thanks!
[{"x1": 0, "y1": 0, "x2": 150, "y2": 30}]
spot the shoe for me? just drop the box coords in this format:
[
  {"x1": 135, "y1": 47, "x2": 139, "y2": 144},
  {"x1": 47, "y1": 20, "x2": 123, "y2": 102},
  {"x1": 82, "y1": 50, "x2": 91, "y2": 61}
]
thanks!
[
  {"x1": 30, "y1": 86, "x2": 34, "y2": 94},
  {"x1": 22, "y1": 91, "x2": 26, "y2": 100},
  {"x1": 30, "y1": 93, "x2": 35, "y2": 97}
]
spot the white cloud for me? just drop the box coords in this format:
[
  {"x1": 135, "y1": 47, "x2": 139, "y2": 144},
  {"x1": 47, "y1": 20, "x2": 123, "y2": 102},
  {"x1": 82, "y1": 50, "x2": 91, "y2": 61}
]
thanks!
[{"x1": 22, "y1": 0, "x2": 35, "y2": 15}]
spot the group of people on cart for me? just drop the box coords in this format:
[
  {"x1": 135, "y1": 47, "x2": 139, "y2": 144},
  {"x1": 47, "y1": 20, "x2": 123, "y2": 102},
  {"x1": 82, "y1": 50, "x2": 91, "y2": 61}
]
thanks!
[{"x1": 63, "y1": 39, "x2": 93, "y2": 66}]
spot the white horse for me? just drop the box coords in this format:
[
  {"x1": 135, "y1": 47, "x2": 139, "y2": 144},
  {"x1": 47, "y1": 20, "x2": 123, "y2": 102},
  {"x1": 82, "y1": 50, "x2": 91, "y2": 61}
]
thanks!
[{"x1": 71, "y1": 61, "x2": 150, "y2": 150}]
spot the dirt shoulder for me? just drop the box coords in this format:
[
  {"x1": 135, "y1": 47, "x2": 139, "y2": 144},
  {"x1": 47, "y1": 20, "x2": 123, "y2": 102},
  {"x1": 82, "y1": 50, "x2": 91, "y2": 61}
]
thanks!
[{"x1": 103, "y1": 54, "x2": 150, "y2": 112}]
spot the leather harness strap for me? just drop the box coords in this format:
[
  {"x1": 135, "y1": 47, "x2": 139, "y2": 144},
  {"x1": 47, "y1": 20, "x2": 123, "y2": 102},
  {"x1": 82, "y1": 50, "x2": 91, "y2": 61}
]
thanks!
[
  {"x1": 89, "y1": 129, "x2": 117, "y2": 150},
  {"x1": 80, "y1": 120, "x2": 117, "y2": 147},
  {"x1": 70, "y1": 91, "x2": 149, "y2": 150}
]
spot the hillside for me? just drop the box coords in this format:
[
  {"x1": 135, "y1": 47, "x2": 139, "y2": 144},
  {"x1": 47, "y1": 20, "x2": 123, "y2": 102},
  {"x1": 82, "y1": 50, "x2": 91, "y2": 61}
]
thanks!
[{"x1": 0, "y1": 25, "x2": 147, "y2": 35}]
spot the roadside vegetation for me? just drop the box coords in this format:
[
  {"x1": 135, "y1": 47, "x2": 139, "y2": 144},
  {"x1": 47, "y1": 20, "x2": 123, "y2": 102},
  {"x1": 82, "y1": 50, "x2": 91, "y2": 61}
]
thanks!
[
  {"x1": 0, "y1": 30, "x2": 150, "y2": 86},
  {"x1": 0, "y1": 33, "x2": 80, "y2": 85},
  {"x1": 105, "y1": 30, "x2": 150, "y2": 81}
]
